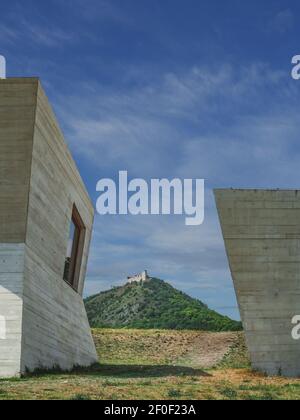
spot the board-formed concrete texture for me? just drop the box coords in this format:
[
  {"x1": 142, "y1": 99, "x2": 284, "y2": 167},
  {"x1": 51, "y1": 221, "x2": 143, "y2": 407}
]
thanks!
[
  {"x1": 215, "y1": 189, "x2": 300, "y2": 377},
  {"x1": 0, "y1": 78, "x2": 98, "y2": 377}
]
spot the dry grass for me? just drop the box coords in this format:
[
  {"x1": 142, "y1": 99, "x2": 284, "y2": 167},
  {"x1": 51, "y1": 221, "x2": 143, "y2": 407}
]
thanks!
[
  {"x1": 93, "y1": 329, "x2": 239, "y2": 368},
  {"x1": 0, "y1": 329, "x2": 299, "y2": 400}
]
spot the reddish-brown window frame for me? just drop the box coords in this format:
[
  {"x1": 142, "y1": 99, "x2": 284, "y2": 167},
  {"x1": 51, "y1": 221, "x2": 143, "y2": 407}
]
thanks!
[{"x1": 64, "y1": 205, "x2": 86, "y2": 292}]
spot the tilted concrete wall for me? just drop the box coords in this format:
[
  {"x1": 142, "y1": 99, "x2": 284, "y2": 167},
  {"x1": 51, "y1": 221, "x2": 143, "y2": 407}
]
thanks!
[
  {"x1": 0, "y1": 78, "x2": 97, "y2": 377},
  {"x1": 0, "y1": 244, "x2": 24, "y2": 377},
  {"x1": 215, "y1": 189, "x2": 300, "y2": 377},
  {"x1": 20, "y1": 80, "x2": 97, "y2": 373},
  {"x1": 0, "y1": 78, "x2": 36, "y2": 376},
  {"x1": 0, "y1": 78, "x2": 36, "y2": 243}
]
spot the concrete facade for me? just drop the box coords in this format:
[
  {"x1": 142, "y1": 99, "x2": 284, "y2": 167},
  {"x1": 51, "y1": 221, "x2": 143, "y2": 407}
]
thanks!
[
  {"x1": 0, "y1": 78, "x2": 98, "y2": 377},
  {"x1": 215, "y1": 189, "x2": 300, "y2": 377}
]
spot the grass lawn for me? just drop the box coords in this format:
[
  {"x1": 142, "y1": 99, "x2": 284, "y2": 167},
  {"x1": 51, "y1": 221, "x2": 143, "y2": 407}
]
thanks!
[{"x1": 0, "y1": 329, "x2": 300, "y2": 400}]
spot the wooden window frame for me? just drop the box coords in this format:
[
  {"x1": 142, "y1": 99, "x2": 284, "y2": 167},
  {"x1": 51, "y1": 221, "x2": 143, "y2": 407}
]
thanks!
[{"x1": 64, "y1": 205, "x2": 86, "y2": 292}]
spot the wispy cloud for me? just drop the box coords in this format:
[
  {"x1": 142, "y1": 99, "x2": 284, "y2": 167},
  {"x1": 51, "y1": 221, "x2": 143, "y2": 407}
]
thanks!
[
  {"x1": 52, "y1": 61, "x2": 297, "y2": 320},
  {"x1": 23, "y1": 22, "x2": 73, "y2": 47},
  {"x1": 55, "y1": 62, "x2": 288, "y2": 179},
  {"x1": 266, "y1": 9, "x2": 294, "y2": 34},
  {"x1": 0, "y1": 23, "x2": 19, "y2": 44},
  {"x1": 2, "y1": 1, "x2": 299, "y2": 322},
  {"x1": 70, "y1": 0, "x2": 131, "y2": 25},
  {"x1": 0, "y1": 16, "x2": 75, "y2": 48}
]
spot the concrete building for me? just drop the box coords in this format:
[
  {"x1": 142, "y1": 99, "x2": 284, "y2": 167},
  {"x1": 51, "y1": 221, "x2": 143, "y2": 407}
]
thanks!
[
  {"x1": 0, "y1": 78, "x2": 98, "y2": 377},
  {"x1": 215, "y1": 189, "x2": 300, "y2": 377}
]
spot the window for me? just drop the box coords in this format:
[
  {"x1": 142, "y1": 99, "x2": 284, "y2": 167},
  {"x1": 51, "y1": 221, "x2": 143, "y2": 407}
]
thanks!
[{"x1": 63, "y1": 205, "x2": 86, "y2": 291}]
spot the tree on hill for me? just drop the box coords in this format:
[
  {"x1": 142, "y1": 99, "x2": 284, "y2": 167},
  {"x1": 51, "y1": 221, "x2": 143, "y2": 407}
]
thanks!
[{"x1": 85, "y1": 278, "x2": 242, "y2": 332}]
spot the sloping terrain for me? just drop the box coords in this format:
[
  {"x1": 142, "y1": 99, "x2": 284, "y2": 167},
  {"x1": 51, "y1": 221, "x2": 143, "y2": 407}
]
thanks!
[
  {"x1": 1, "y1": 330, "x2": 300, "y2": 400},
  {"x1": 92, "y1": 329, "x2": 243, "y2": 368},
  {"x1": 85, "y1": 278, "x2": 242, "y2": 331}
]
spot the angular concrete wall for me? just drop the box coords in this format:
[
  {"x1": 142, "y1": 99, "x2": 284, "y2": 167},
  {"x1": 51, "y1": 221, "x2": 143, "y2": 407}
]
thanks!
[
  {"x1": 215, "y1": 189, "x2": 300, "y2": 377},
  {"x1": 0, "y1": 78, "x2": 36, "y2": 242},
  {"x1": 0, "y1": 244, "x2": 24, "y2": 377},
  {"x1": 0, "y1": 78, "x2": 97, "y2": 377},
  {"x1": 0, "y1": 79, "x2": 35, "y2": 376},
  {"x1": 20, "y1": 80, "x2": 97, "y2": 373}
]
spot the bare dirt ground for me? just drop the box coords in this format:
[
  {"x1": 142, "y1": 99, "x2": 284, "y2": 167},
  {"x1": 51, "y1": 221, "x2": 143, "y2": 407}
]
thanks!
[
  {"x1": 93, "y1": 329, "x2": 244, "y2": 369},
  {"x1": 179, "y1": 331, "x2": 239, "y2": 368}
]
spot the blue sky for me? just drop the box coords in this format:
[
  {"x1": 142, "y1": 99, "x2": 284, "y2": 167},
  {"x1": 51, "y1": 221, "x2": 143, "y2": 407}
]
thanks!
[{"x1": 2, "y1": 0, "x2": 300, "y2": 319}]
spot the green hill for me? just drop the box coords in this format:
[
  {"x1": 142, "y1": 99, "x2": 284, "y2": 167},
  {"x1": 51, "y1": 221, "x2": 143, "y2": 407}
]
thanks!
[{"x1": 85, "y1": 278, "x2": 242, "y2": 332}]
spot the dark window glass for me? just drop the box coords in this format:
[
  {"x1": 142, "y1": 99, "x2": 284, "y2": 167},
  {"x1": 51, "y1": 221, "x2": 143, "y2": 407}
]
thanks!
[{"x1": 63, "y1": 206, "x2": 86, "y2": 291}]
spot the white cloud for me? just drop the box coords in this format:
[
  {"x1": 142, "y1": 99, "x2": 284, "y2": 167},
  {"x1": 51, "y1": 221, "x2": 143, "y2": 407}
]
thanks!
[
  {"x1": 52, "y1": 62, "x2": 298, "y2": 318},
  {"x1": 56, "y1": 63, "x2": 288, "y2": 177}
]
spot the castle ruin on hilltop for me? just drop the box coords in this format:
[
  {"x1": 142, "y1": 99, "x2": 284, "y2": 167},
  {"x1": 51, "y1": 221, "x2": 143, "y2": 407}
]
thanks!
[{"x1": 127, "y1": 270, "x2": 150, "y2": 284}]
